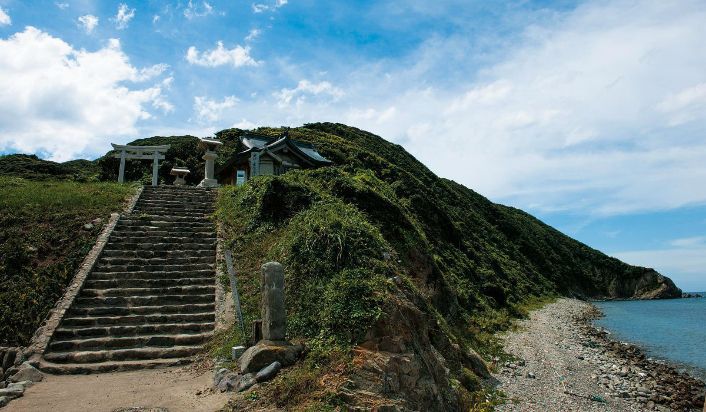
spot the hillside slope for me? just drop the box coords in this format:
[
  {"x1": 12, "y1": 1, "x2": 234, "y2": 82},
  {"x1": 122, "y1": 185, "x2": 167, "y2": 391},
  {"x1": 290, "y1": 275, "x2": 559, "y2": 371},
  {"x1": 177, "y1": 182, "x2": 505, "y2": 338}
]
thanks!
[
  {"x1": 208, "y1": 124, "x2": 679, "y2": 411},
  {"x1": 0, "y1": 177, "x2": 135, "y2": 346}
]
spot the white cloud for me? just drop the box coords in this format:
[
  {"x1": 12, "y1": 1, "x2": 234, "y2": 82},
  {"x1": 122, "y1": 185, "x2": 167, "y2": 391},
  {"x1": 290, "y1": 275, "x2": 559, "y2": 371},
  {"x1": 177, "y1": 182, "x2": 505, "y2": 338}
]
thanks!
[
  {"x1": 232, "y1": 118, "x2": 257, "y2": 129},
  {"x1": 252, "y1": 0, "x2": 287, "y2": 13},
  {"x1": 0, "y1": 27, "x2": 172, "y2": 161},
  {"x1": 245, "y1": 28, "x2": 261, "y2": 42},
  {"x1": 77, "y1": 15, "x2": 99, "y2": 34},
  {"x1": 0, "y1": 7, "x2": 11, "y2": 26},
  {"x1": 186, "y1": 41, "x2": 258, "y2": 68},
  {"x1": 112, "y1": 3, "x2": 135, "y2": 30},
  {"x1": 184, "y1": 0, "x2": 213, "y2": 19},
  {"x1": 153, "y1": 15, "x2": 160, "y2": 23},
  {"x1": 249, "y1": 0, "x2": 706, "y2": 217},
  {"x1": 274, "y1": 80, "x2": 343, "y2": 107},
  {"x1": 55, "y1": 2, "x2": 69, "y2": 10},
  {"x1": 193, "y1": 95, "x2": 238, "y2": 123}
]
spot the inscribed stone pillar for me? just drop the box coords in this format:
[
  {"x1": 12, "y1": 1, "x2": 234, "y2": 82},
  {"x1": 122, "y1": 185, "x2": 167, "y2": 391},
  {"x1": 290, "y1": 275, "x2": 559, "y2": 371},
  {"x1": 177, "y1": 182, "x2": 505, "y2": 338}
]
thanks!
[{"x1": 261, "y1": 262, "x2": 286, "y2": 341}]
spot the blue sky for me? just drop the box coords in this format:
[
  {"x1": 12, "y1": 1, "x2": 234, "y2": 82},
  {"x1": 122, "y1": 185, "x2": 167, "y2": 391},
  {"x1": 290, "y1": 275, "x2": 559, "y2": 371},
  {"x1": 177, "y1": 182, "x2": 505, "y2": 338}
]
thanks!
[{"x1": 1, "y1": 0, "x2": 706, "y2": 290}]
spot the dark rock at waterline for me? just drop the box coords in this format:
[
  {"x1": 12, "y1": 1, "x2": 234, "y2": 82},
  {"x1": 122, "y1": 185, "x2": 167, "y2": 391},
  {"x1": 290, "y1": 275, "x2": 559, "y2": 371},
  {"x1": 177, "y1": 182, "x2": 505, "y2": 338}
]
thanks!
[{"x1": 682, "y1": 292, "x2": 704, "y2": 298}]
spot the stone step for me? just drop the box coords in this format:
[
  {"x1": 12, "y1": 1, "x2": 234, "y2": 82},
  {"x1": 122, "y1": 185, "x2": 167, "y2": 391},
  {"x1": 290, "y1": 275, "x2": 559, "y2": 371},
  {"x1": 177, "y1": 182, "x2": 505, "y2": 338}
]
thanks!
[
  {"x1": 80, "y1": 285, "x2": 215, "y2": 298},
  {"x1": 96, "y1": 256, "x2": 215, "y2": 266},
  {"x1": 48, "y1": 332, "x2": 213, "y2": 352},
  {"x1": 91, "y1": 263, "x2": 215, "y2": 273},
  {"x1": 61, "y1": 312, "x2": 215, "y2": 327},
  {"x1": 101, "y1": 249, "x2": 215, "y2": 259},
  {"x1": 36, "y1": 357, "x2": 193, "y2": 374},
  {"x1": 68, "y1": 303, "x2": 215, "y2": 317},
  {"x1": 74, "y1": 293, "x2": 214, "y2": 307},
  {"x1": 109, "y1": 234, "x2": 216, "y2": 243},
  {"x1": 43, "y1": 345, "x2": 204, "y2": 364},
  {"x1": 124, "y1": 214, "x2": 213, "y2": 222},
  {"x1": 89, "y1": 269, "x2": 214, "y2": 280},
  {"x1": 54, "y1": 322, "x2": 214, "y2": 340},
  {"x1": 85, "y1": 277, "x2": 213, "y2": 289},
  {"x1": 110, "y1": 229, "x2": 215, "y2": 237},
  {"x1": 131, "y1": 209, "x2": 213, "y2": 217},
  {"x1": 117, "y1": 220, "x2": 213, "y2": 228},
  {"x1": 137, "y1": 195, "x2": 215, "y2": 202},
  {"x1": 103, "y1": 242, "x2": 216, "y2": 251}
]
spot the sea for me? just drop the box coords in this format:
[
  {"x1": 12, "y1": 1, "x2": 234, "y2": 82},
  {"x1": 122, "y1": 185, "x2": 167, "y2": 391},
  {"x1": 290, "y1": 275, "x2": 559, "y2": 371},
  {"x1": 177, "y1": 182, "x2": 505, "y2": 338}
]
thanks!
[{"x1": 594, "y1": 295, "x2": 706, "y2": 382}]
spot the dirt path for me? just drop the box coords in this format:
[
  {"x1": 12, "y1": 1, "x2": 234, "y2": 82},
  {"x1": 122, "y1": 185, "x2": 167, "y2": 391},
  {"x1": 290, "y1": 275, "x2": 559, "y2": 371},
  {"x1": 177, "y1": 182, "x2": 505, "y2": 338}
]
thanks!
[
  {"x1": 494, "y1": 298, "x2": 644, "y2": 411},
  {"x1": 5, "y1": 366, "x2": 227, "y2": 412}
]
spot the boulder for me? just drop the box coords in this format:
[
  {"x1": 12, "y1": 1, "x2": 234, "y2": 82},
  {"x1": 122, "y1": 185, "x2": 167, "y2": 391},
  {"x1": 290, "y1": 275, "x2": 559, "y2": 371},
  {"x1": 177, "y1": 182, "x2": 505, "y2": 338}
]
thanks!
[
  {"x1": 236, "y1": 373, "x2": 256, "y2": 392},
  {"x1": 213, "y1": 367, "x2": 229, "y2": 387},
  {"x1": 0, "y1": 396, "x2": 9, "y2": 407},
  {"x1": 217, "y1": 372, "x2": 240, "y2": 392},
  {"x1": 255, "y1": 361, "x2": 282, "y2": 383},
  {"x1": 238, "y1": 342, "x2": 303, "y2": 374},
  {"x1": 0, "y1": 386, "x2": 24, "y2": 400},
  {"x1": 9, "y1": 362, "x2": 44, "y2": 383},
  {"x1": 2, "y1": 349, "x2": 16, "y2": 372}
]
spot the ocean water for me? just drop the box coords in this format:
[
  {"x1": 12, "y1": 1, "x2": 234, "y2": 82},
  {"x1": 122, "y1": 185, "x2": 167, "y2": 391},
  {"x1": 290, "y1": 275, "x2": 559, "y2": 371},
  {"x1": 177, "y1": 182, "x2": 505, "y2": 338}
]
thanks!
[{"x1": 594, "y1": 296, "x2": 706, "y2": 381}]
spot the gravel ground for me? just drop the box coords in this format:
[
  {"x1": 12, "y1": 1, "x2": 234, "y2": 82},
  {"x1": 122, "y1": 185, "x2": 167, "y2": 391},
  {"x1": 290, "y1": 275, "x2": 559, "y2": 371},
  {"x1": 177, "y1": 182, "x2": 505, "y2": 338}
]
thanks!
[{"x1": 494, "y1": 298, "x2": 646, "y2": 412}]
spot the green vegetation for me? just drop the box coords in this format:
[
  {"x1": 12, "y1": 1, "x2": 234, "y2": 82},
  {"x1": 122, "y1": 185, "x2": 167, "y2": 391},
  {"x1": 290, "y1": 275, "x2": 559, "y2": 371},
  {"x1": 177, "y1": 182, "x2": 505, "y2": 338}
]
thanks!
[
  {"x1": 0, "y1": 154, "x2": 100, "y2": 181},
  {"x1": 210, "y1": 123, "x2": 677, "y2": 410},
  {"x1": 0, "y1": 177, "x2": 135, "y2": 345}
]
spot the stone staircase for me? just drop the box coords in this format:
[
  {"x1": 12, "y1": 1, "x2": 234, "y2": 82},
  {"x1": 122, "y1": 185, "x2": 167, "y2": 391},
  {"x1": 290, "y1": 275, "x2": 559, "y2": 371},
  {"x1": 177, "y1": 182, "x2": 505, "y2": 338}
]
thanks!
[{"x1": 38, "y1": 186, "x2": 217, "y2": 374}]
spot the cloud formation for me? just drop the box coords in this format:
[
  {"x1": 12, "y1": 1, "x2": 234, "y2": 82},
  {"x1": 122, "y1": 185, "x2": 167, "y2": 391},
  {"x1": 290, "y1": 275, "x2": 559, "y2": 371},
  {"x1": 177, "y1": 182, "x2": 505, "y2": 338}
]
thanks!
[
  {"x1": 252, "y1": 0, "x2": 287, "y2": 13},
  {"x1": 184, "y1": 1, "x2": 214, "y2": 19},
  {"x1": 0, "y1": 7, "x2": 11, "y2": 26},
  {"x1": 78, "y1": 15, "x2": 99, "y2": 33},
  {"x1": 193, "y1": 95, "x2": 237, "y2": 123},
  {"x1": 186, "y1": 41, "x2": 258, "y2": 68},
  {"x1": 275, "y1": 80, "x2": 343, "y2": 107},
  {"x1": 112, "y1": 3, "x2": 135, "y2": 30},
  {"x1": 0, "y1": 27, "x2": 171, "y2": 161}
]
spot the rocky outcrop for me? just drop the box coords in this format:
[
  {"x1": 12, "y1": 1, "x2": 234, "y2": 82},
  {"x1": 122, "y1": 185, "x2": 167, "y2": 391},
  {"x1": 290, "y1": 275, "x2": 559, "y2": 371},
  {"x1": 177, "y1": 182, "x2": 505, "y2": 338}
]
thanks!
[
  {"x1": 605, "y1": 268, "x2": 682, "y2": 300},
  {"x1": 337, "y1": 282, "x2": 491, "y2": 412}
]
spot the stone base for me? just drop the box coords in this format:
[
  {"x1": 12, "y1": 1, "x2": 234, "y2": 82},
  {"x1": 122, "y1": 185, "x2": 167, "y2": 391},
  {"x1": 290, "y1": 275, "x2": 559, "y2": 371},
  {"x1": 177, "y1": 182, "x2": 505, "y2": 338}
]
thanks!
[
  {"x1": 238, "y1": 341, "x2": 303, "y2": 374},
  {"x1": 198, "y1": 178, "x2": 219, "y2": 188},
  {"x1": 174, "y1": 177, "x2": 186, "y2": 185}
]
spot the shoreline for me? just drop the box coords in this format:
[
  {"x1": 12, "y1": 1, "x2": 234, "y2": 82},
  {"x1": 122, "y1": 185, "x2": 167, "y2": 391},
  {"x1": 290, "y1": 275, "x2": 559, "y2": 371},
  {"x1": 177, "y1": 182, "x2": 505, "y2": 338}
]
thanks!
[{"x1": 494, "y1": 298, "x2": 705, "y2": 411}]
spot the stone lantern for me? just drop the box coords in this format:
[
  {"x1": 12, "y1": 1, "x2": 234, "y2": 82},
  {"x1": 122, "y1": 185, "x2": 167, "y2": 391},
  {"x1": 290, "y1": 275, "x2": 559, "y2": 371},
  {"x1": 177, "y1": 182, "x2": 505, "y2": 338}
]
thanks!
[
  {"x1": 170, "y1": 167, "x2": 190, "y2": 185},
  {"x1": 198, "y1": 138, "x2": 223, "y2": 188}
]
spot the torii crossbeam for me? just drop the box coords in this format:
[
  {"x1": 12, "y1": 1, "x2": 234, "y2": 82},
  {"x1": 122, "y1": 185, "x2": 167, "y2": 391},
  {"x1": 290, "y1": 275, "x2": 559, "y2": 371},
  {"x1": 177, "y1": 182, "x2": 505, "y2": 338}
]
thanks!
[{"x1": 111, "y1": 144, "x2": 171, "y2": 187}]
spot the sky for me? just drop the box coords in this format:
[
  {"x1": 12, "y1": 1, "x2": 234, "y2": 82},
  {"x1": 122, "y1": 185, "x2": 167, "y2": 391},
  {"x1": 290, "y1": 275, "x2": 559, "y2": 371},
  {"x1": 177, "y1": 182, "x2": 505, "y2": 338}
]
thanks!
[{"x1": 1, "y1": 0, "x2": 705, "y2": 290}]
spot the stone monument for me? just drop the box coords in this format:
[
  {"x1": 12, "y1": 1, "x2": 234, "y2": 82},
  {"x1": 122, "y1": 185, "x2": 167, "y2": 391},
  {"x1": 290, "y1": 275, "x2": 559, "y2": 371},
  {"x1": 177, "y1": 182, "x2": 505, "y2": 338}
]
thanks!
[
  {"x1": 261, "y1": 262, "x2": 286, "y2": 341},
  {"x1": 237, "y1": 261, "x2": 303, "y2": 374},
  {"x1": 198, "y1": 137, "x2": 223, "y2": 188}
]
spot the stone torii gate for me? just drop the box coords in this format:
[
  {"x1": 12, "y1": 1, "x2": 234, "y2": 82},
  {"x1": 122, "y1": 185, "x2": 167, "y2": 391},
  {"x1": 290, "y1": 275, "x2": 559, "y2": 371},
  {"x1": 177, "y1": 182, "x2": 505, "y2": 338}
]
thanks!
[{"x1": 111, "y1": 144, "x2": 170, "y2": 187}]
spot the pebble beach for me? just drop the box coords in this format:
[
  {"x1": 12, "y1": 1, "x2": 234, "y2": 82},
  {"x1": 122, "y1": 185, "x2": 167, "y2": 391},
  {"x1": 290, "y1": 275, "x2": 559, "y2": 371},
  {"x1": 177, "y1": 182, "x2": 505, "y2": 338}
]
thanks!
[{"x1": 494, "y1": 298, "x2": 706, "y2": 411}]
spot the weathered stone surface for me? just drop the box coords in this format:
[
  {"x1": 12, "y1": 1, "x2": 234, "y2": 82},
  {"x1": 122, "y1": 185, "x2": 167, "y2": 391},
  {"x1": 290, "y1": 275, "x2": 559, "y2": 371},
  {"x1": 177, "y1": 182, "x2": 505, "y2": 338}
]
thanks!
[
  {"x1": 261, "y1": 262, "x2": 286, "y2": 341},
  {"x1": 7, "y1": 381, "x2": 32, "y2": 391},
  {"x1": 236, "y1": 373, "x2": 256, "y2": 392},
  {"x1": 213, "y1": 367, "x2": 229, "y2": 387},
  {"x1": 2, "y1": 349, "x2": 16, "y2": 372},
  {"x1": 238, "y1": 342, "x2": 303, "y2": 373},
  {"x1": 255, "y1": 361, "x2": 281, "y2": 383},
  {"x1": 9, "y1": 362, "x2": 44, "y2": 383},
  {"x1": 231, "y1": 345, "x2": 246, "y2": 360},
  {"x1": 0, "y1": 396, "x2": 9, "y2": 407},
  {"x1": 217, "y1": 372, "x2": 240, "y2": 392},
  {"x1": 0, "y1": 386, "x2": 24, "y2": 399}
]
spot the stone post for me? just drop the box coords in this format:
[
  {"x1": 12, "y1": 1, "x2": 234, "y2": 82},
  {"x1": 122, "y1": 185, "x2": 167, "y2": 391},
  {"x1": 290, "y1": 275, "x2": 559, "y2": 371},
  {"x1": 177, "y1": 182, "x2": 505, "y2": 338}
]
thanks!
[
  {"x1": 261, "y1": 262, "x2": 286, "y2": 342},
  {"x1": 151, "y1": 151, "x2": 159, "y2": 187},
  {"x1": 118, "y1": 149, "x2": 126, "y2": 183}
]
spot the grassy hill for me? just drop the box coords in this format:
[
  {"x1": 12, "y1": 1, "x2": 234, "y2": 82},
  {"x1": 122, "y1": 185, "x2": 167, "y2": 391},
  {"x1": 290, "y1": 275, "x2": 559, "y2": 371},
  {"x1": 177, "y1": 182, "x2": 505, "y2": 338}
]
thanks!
[
  {"x1": 207, "y1": 124, "x2": 679, "y2": 411},
  {"x1": 0, "y1": 154, "x2": 101, "y2": 181},
  {"x1": 0, "y1": 124, "x2": 679, "y2": 410},
  {"x1": 0, "y1": 177, "x2": 135, "y2": 346}
]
